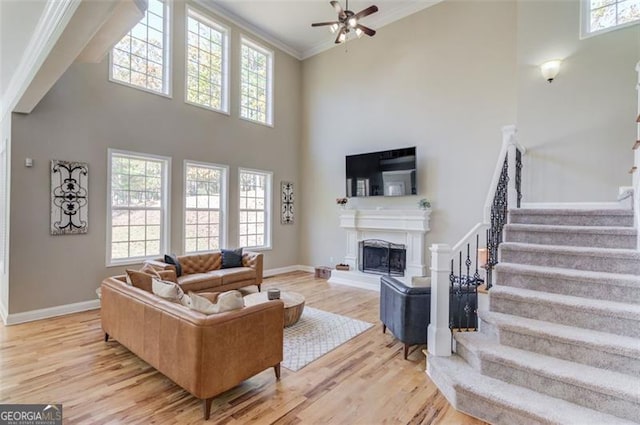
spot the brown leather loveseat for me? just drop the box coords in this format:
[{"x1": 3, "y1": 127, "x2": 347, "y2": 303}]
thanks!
[
  {"x1": 145, "y1": 251, "x2": 263, "y2": 293},
  {"x1": 100, "y1": 276, "x2": 283, "y2": 419}
]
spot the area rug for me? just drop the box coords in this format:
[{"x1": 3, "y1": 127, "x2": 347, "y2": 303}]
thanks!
[{"x1": 283, "y1": 307, "x2": 373, "y2": 371}]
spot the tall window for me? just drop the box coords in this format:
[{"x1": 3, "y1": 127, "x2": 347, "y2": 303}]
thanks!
[
  {"x1": 110, "y1": 0, "x2": 171, "y2": 95},
  {"x1": 583, "y1": 0, "x2": 639, "y2": 36},
  {"x1": 107, "y1": 150, "x2": 170, "y2": 265},
  {"x1": 185, "y1": 7, "x2": 229, "y2": 113},
  {"x1": 239, "y1": 169, "x2": 272, "y2": 249},
  {"x1": 240, "y1": 37, "x2": 273, "y2": 126},
  {"x1": 184, "y1": 161, "x2": 228, "y2": 253}
]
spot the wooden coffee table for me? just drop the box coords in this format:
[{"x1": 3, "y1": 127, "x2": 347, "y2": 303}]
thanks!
[{"x1": 244, "y1": 291, "x2": 305, "y2": 327}]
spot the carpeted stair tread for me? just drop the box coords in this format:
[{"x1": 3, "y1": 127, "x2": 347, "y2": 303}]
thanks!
[
  {"x1": 491, "y1": 285, "x2": 640, "y2": 320},
  {"x1": 479, "y1": 310, "x2": 640, "y2": 360},
  {"x1": 511, "y1": 209, "x2": 634, "y2": 217},
  {"x1": 454, "y1": 332, "x2": 640, "y2": 405},
  {"x1": 504, "y1": 224, "x2": 637, "y2": 248},
  {"x1": 505, "y1": 223, "x2": 637, "y2": 235},
  {"x1": 495, "y1": 262, "x2": 640, "y2": 289},
  {"x1": 428, "y1": 354, "x2": 639, "y2": 425},
  {"x1": 509, "y1": 208, "x2": 634, "y2": 227},
  {"x1": 500, "y1": 242, "x2": 640, "y2": 259}
]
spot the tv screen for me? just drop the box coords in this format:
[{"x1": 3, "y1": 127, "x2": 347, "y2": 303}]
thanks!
[{"x1": 346, "y1": 147, "x2": 417, "y2": 197}]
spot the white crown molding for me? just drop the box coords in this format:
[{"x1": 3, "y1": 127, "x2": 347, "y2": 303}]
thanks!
[
  {"x1": 5, "y1": 299, "x2": 100, "y2": 326},
  {"x1": 0, "y1": 0, "x2": 81, "y2": 121},
  {"x1": 301, "y1": 0, "x2": 444, "y2": 60},
  {"x1": 194, "y1": 0, "x2": 304, "y2": 60}
]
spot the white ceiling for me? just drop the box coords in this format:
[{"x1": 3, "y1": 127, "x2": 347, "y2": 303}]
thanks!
[{"x1": 196, "y1": 0, "x2": 442, "y2": 60}]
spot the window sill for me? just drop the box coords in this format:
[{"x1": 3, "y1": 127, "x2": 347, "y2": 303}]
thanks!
[
  {"x1": 239, "y1": 116, "x2": 274, "y2": 128},
  {"x1": 108, "y1": 77, "x2": 172, "y2": 99},
  {"x1": 106, "y1": 256, "x2": 158, "y2": 268},
  {"x1": 185, "y1": 100, "x2": 230, "y2": 116},
  {"x1": 243, "y1": 245, "x2": 272, "y2": 252}
]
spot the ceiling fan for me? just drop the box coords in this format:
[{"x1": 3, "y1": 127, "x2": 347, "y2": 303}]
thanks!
[{"x1": 311, "y1": 1, "x2": 379, "y2": 44}]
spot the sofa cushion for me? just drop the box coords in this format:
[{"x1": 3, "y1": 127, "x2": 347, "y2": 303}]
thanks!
[
  {"x1": 221, "y1": 248, "x2": 243, "y2": 269},
  {"x1": 188, "y1": 290, "x2": 244, "y2": 314},
  {"x1": 152, "y1": 278, "x2": 191, "y2": 307},
  {"x1": 177, "y1": 272, "x2": 222, "y2": 293},
  {"x1": 178, "y1": 253, "x2": 220, "y2": 275},
  {"x1": 126, "y1": 267, "x2": 177, "y2": 292},
  {"x1": 209, "y1": 267, "x2": 256, "y2": 285},
  {"x1": 164, "y1": 254, "x2": 183, "y2": 277}
]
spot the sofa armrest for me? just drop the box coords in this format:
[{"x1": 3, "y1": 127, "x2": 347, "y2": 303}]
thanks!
[
  {"x1": 242, "y1": 251, "x2": 263, "y2": 285},
  {"x1": 144, "y1": 259, "x2": 175, "y2": 272}
]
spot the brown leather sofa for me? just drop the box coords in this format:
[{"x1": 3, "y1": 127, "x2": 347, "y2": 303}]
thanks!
[
  {"x1": 145, "y1": 251, "x2": 263, "y2": 293},
  {"x1": 100, "y1": 276, "x2": 283, "y2": 419}
]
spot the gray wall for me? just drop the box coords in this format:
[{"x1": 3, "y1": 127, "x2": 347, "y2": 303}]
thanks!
[
  {"x1": 517, "y1": 0, "x2": 639, "y2": 202},
  {"x1": 9, "y1": 0, "x2": 302, "y2": 314},
  {"x1": 299, "y1": 0, "x2": 518, "y2": 268}
]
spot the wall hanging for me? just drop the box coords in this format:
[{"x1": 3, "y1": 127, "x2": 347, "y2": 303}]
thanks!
[
  {"x1": 51, "y1": 159, "x2": 88, "y2": 235},
  {"x1": 281, "y1": 181, "x2": 294, "y2": 224}
]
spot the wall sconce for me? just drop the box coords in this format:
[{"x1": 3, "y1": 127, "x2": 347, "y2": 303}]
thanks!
[{"x1": 540, "y1": 60, "x2": 562, "y2": 83}]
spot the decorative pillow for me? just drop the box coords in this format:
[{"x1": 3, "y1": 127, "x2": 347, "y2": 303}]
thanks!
[
  {"x1": 221, "y1": 248, "x2": 243, "y2": 269},
  {"x1": 126, "y1": 269, "x2": 159, "y2": 292},
  {"x1": 164, "y1": 254, "x2": 183, "y2": 277},
  {"x1": 141, "y1": 264, "x2": 178, "y2": 283},
  {"x1": 188, "y1": 290, "x2": 244, "y2": 314},
  {"x1": 152, "y1": 278, "x2": 191, "y2": 307}
]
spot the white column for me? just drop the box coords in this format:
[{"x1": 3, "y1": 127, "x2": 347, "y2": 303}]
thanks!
[{"x1": 427, "y1": 244, "x2": 452, "y2": 357}]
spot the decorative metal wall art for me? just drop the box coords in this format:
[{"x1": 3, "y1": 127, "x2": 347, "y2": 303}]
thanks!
[
  {"x1": 51, "y1": 160, "x2": 88, "y2": 235},
  {"x1": 281, "y1": 181, "x2": 294, "y2": 224}
]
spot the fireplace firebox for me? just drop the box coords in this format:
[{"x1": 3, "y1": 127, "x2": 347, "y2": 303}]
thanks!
[{"x1": 358, "y1": 239, "x2": 406, "y2": 277}]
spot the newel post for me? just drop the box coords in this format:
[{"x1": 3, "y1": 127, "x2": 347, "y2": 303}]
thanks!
[
  {"x1": 503, "y1": 125, "x2": 518, "y2": 210},
  {"x1": 427, "y1": 244, "x2": 452, "y2": 357}
]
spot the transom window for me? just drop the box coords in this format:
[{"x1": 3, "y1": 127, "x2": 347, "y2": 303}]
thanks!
[
  {"x1": 107, "y1": 150, "x2": 170, "y2": 265},
  {"x1": 184, "y1": 161, "x2": 228, "y2": 253},
  {"x1": 240, "y1": 37, "x2": 273, "y2": 126},
  {"x1": 110, "y1": 0, "x2": 170, "y2": 95},
  {"x1": 239, "y1": 169, "x2": 272, "y2": 249},
  {"x1": 185, "y1": 7, "x2": 229, "y2": 113},
  {"x1": 582, "y1": 0, "x2": 640, "y2": 36}
]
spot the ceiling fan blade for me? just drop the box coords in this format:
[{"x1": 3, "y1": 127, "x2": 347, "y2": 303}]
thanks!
[
  {"x1": 335, "y1": 26, "x2": 346, "y2": 44},
  {"x1": 356, "y1": 24, "x2": 376, "y2": 37},
  {"x1": 312, "y1": 21, "x2": 340, "y2": 27},
  {"x1": 354, "y1": 5, "x2": 379, "y2": 20},
  {"x1": 330, "y1": 1, "x2": 347, "y2": 19}
]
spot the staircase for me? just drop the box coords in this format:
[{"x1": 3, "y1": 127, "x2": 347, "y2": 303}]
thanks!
[{"x1": 428, "y1": 208, "x2": 640, "y2": 425}]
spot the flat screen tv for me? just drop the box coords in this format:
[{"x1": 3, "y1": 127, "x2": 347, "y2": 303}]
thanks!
[{"x1": 346, "y1": 147, "x2": 417, "y2": 197}]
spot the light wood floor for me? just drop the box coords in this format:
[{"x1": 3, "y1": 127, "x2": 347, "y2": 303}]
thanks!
[{"x1": 0, "y1": 272, "x2": 486, "y2": 424}]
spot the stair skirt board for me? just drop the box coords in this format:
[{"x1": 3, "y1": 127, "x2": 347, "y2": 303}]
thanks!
[{"x1": 430, "y1": 207, "x2": 640, "y2": 425}]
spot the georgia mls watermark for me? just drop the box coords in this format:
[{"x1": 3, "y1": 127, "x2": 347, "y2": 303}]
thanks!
[{"x1": 0, "y1": 404, "x2": 62, "y2": 425}]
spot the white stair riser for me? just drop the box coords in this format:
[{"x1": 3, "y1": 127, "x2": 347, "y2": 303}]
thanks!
[
  {"x1": 481, "y1": 359, "x2": 640, "y2": 422},
  {"x1": 504, "y1": 229, "x2": 636, "y2": 249},
  {"x1": 490, "y1": 295, "x2": 640, "y2": 338},
  {"x1": 498, "y1": 330, "x2": 640, "y2": 378},
  {"x1": 499, "y1": 248, "x2": 640, "y2": 274},
  {"x1": 509, "y1": 214, "x2": 633, "y2": 227},
  {"x1": 494, "y1": 269, "x2": 640, "y2": 304}
]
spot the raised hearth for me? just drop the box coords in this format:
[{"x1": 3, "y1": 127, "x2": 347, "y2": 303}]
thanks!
[{"x1": 329, "y1": 208, "x2": 431, "y2": 290}]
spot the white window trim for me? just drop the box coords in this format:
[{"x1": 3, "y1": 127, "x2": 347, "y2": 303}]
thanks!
[
  {"x1": 580, "y1": 0, "x2": 640, "y2": 39},
  {"x1": 238, "y1": 167, "x2": 272, "y2": 251},
  {"x1": 108, "y1": 0, "x2": 173, "y2": 98},
  {"x1": 183, "y1": 160, "x2": 229, "y2": 254},
  {"x1": 239, "y1": 35, "x2": 274, "y2": 128},
  {"x1": 184, "y1": 5, "x2": 230, "y2": 116},
  {"x1": 106, "y1": 148, "x2": 172, "y2": 267}
]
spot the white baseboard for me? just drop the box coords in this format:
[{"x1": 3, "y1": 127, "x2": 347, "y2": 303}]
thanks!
[
  {"x1": 5, "y1": 299, "x2": 100, "y2": 326},
  {"x1": 0, "y1": 299, "x2": 7, "y2": 325},
  {"x1": 264, "y1": 265, "x2": 312, "y2": 277},
  {"x1": 520, "y1": 201, "x2": 627, "y2": 210}
]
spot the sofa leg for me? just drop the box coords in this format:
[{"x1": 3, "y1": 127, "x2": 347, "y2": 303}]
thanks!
[
  {"x1": 257, "y1": 284, "x2": 262, "y2": 292},
  {"x1": 404, "y1": 343, "x2": 410, "y2": 360},
  {"x1": 382, "y1": 324, "x2": 386, "y2": 334},
  {"x1": 104, "y1": 333, "x2": 109, "y2": 342},
  {"x1": 274, "y1": 363, "x2": 281, "y2": 380},
  {"x1": 203, "y1": 398, "x2": 213, "y2": 420}
]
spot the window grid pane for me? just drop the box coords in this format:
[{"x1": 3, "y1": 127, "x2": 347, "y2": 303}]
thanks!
[
  {"x1": 239, "y1": 170, "x2": 268, "y2": 248},
  {"x1": 185, "y1": 163, "x2": 224, "y2": 253},
  {"x1": 588, "y1": 0, "x2": 639, "y2": 33},
  {"x1": 110, "y1": 153, "x2": 166, "y2": 262},
  {"x1": 111, "y1": 0, "x2": 168, "y2": 94},
  {"x1": 186, "y1": 10, "x2": 227, "y2": 111},
  {"x1": 240, "y1": 41, "x2": 271, "y2": 125}
]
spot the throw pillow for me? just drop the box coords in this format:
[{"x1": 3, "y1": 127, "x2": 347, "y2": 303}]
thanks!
[
  {"x1": 164, "y1": 254, "x2": 183, "y2": 277},
  {"x1": 221, "y1": 248, "x2": 243, "y2": 269},
  {"x1": 126, "y1": 269, "x2": 159, "y2": 292},
  {"x1": 152, "y1": 278, "x2": 191, "y2": 307},
  {"x1": 188, "y1": 290, "x2": 244, "y2": 314}
]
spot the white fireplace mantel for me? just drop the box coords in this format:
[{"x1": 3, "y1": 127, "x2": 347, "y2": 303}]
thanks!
[{"x1": 329, "y1": 208, "x2": 432, "y2": 291}]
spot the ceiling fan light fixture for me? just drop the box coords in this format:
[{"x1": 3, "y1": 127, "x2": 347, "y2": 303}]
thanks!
[
  {"x1": 348, "y1": 17, "x2": 357, "y2": 27},
  {"x1": 338, "y1": 31, "x2": 347, "y2": 43},
  {"x1": 355, "y1": 27, "x2": 364, "y2": 38},
  {"x1": 330, "y1": 23, "x2": 339, "y2": 33}
]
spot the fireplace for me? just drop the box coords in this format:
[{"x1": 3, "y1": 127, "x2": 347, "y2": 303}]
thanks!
[{"x1": 359, "y1": 239, "x2": 406, "y2": 277}]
